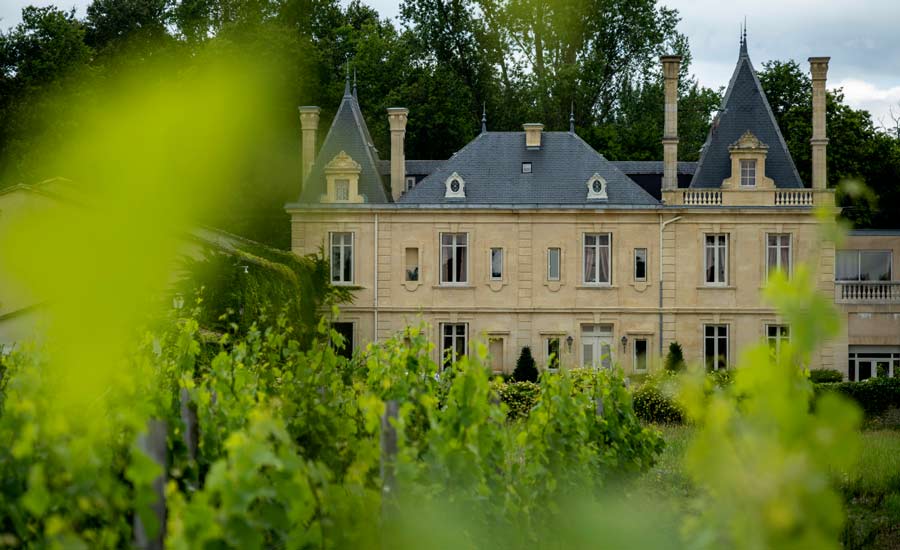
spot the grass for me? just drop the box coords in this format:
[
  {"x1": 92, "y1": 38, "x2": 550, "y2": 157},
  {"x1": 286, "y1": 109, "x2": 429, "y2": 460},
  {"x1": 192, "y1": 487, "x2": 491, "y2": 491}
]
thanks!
[{"x1": 639, "y1": 424, "x2": 900, "y2": 549}]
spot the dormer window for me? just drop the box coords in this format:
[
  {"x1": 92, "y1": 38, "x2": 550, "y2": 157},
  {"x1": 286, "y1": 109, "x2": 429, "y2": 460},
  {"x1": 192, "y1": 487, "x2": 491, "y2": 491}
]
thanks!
[
  {"x1": 335, "y1": 179, "x2": 350, "y2": 200},
  {"x1": 740, "y1": 159, "x2": 757, "y2": 187},
  {"x1": 323, "y1": 151, "x2": 363, "y2": 203},
  {"x1": 522, "y1": 162, "x2": 532, "y2": 174},
  {"x1": 444, "y1": 172, "x2": 465, "y2": 198},
  {"x1": 586, "y1": 173, "x2": 608, "y2": 200}
]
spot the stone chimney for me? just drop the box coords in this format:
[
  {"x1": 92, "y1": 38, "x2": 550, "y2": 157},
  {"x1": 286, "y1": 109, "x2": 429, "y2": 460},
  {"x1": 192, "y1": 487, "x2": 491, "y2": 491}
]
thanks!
[
  {"x1": 660, "y1": 55, "x2": 682, "y2": 192},
  {"x1": 387, "y1": 107, "x2": 409, "y2": 202},
  {"x1": 298, "y1": 106, "x2": 320, "y2": 187},
  {"x1": 523, "y1": 123, "x2": 543, "y2": 148},
  {"x1": 809, "y1": 57, "x2": 830, "y2": 190}
]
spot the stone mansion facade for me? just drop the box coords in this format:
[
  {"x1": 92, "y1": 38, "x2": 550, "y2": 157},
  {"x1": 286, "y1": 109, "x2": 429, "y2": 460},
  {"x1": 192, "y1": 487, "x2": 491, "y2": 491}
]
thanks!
[{"x1": 286, "y1": 40, "x2": 900, "y2": 379}]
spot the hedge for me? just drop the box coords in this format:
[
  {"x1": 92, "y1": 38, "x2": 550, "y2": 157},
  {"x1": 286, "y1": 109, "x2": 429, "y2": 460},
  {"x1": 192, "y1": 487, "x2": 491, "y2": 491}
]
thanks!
[
  {"x1": 814, "y1": 377, "x2": 900, "y2": 417},
  {"x1": 809, "y1": 369, "x2": 843, "y2": 383},
  {"x1": 496, "y1": 380, "x2": 540, "y2": 420}
]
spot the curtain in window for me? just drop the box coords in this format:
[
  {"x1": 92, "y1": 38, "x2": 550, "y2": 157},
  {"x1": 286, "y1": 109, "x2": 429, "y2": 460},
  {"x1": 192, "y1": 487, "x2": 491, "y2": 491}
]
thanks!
[
  {"x1": 585, "y1": 246, "x2": 596, "y2": 282},
  {"x1": 599, "y1": 246, "x2": 610, "y2": 283},
  {"x1": 835, "y1": 251, "x2": 858, "y2": 281},
  {"x1": 860, "y1": 251, "x2": 892, "y2": 281},
  {"x1": 716, "y1": 238, "x2": 726, "y2": 283},
  {"x1": 705, "y1": 237, "x2": 715, "y2": 282}
]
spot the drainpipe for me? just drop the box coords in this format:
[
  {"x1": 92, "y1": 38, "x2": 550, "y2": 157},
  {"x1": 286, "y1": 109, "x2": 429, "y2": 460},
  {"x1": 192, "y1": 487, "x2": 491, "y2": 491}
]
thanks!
[
  {"x1": 374, "y1": 213, "x2": 379, "y2": 343},
  {"x1": 658, "y1": 214, "x2": 682, "y2": 357}
]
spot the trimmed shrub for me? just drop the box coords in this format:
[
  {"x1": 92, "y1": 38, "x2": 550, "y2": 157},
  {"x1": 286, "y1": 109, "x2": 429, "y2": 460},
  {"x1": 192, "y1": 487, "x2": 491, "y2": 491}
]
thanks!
[
  {"x1": 664, "y1": 341, "x2": 685, "y2": 373},
  {"x1": 809, "y1": 369, "x2": 843, "y2": 383},
  {"x1": 513, "y1": 346, "x2": 539, "y2": 383},
  {"x1": 814, "y1": 377, "x2": 900, "y2": 417},
  {"x1": 496, "y1": 381, "x2": 540, "y2": 420},
  {"x1": 633, "y1": 373, "x2": 684, "y2": 424}
]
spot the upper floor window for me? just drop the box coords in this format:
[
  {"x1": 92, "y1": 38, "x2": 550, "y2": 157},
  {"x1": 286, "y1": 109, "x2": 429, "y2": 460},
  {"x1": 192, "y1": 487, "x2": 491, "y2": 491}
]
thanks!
[
  {"x1": 767, "y1": 234, "x2": 792, "y2": 278},
  {"x1": 335, "y1": 179, "x2": 350, "y2": 201},
  {"x1": 634, "y1": 248, "x2": 647, "y2": 281},
  {"x1": 548, "y1": 248, "x2": 561, "y2": 281},
  {"x1": 704, "y1": 324, "x2": 729, "y2": 371},
  {"x1": 490, "y1": 247, "x2": 503, "y2": 280},
  {"x1": 405, "y1": 247, "x2": 419, "y2": 281},
  {"x1": 836, "y1": 250, "x2": 893, "y2": 281},
  {"x1": 440, "y1": 233, "x2": 468, "y2": 284},
  {"x1": 330, "y1": 232, "x2": 353, "y2": 284},
  {"x1": 740, "y1": 159, "x2": 757, "y2": 187},
  {"x1": 704, "y1": 234, "x2": 728, "y2": 285},
  {"x1": 584, "y1": 233, "x2": 611, "y2": 284}
]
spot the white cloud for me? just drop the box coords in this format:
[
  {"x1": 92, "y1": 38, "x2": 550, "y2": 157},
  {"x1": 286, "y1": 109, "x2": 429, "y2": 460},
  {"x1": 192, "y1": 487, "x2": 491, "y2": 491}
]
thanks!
[{"x1": 834, "y1": 78, "x2": 900, "y2": 127}]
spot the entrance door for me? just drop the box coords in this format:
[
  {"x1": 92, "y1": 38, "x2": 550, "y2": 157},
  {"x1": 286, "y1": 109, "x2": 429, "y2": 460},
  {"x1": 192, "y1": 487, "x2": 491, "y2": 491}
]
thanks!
[{"x1": 581, "y1": 324, "x2": 613, "y2": 368}]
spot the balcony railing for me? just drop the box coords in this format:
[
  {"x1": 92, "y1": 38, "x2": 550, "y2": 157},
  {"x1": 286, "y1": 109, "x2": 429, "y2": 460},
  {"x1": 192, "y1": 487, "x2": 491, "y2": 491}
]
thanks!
[
  {"x1": 774, "y1": 189, "x2": 814, "y2": 206},
  {"x1": 665, "y1": 188, "x2": 830, "y2": 207},
  {"x1": 682, "y1": 190, "x2": 722, "y2": 205},
  {"x1": 836, "y1": 281, "x2": 900, "y2": 303}
]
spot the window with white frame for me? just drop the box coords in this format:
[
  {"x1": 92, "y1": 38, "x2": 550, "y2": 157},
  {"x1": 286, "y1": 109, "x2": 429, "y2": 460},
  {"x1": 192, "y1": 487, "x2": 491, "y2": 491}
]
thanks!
[
  {"x1": 633, "y1": 338, "x2": 648, "y2": 372},
  {"x1": 766, "y1": 234, "x2": 792, "y2": 278},
  {"x1": 440, "y1": 233, "x2": 468, "y2": 284},
  {"x1": 740, "y1": 159, "x2": 757, "y2": 187},
  {"x1": 634, "y1": 248, "x2": 647, "y2": 281},
  {"x1": 704, "y1": 324, "x2": 729, "y2": 371},
  {"x1": 405, "y1": 176, "x2": 416, "y2": 192},
  {"x1": 767, "y1": 325, "x2": 790, "y2": 359},
  {"x1": 522, "y1": 162, "x2": 532, "y2": 174},
  {"x1": 405, "y1": 247, "x2": 419, "y2": 281},
  {"x1": 335, "y1": 179, "x2": 350, "y2": 201},
  {"x1": 490, "y1": 247, "x2": 503, "y2": 280},
  {"x1": 546, "y1": 337, "x2": 561, "y2": 370},
  {"x1": 704, "y1": 234, "x2": 728, "y2": 285},
  {"x1": 583, "y1": 233, "x2": 611, "y2": 284},
  {"x1": 441, "y1": 323, "x2": 467, "y2": 368},
  {"x1": 548, "y1": 248, "x2": 561, "y2": 281},
  {"x1": 836, "y1": 250, "x2": 893, "y2": 281},
  {"x1": 329, "y1": 232, "x2": 353, "y2": 284}
]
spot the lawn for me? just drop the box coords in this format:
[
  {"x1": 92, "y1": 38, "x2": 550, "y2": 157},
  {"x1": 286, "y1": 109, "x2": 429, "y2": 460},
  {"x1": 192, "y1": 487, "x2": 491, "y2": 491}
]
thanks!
[{"x1": 638, "y1": 424, "x2": 900, "y2": 549}]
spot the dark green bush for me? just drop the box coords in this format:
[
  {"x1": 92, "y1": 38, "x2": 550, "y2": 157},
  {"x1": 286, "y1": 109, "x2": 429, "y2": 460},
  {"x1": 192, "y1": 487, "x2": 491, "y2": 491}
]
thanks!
[
  {"x1": 496, "y1": 381, "x2": 540, "y2": 420},
  {"x1": 513, "y1": 346, "x2": 539, "y2": 383},
  {"x1": 814, "y1": 377, "x2": 900, "y2": 417},
  {"x1": 632, "y1": 374, "x2": 684, "y2": 424},
  {"x1": 809, "y1": 369, "x2": 843, "y2": 383},
  {"x1": 664, "y1": 341, "x2": 685, "y2": 373}
]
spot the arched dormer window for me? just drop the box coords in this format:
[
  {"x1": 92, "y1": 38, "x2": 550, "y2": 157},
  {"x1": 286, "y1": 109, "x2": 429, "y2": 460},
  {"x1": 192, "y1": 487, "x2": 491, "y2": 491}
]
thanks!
[
  {"x1": 444, "y1": 172, "x2": 465, "y2": 198},
  {"x1": 586, "y1": 173, "x2": 608, "y2": 200}
]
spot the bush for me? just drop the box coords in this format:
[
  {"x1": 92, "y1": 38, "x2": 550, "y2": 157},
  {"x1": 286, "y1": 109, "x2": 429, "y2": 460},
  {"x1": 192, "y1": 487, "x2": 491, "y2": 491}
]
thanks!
[
  {"x1": 632, "y1": 372, "x2": 684, "y2": 424},
  {"x1": 815, "y1": 377, "x2": 900, "y2": 417},
  {"x1": 810, "y1": 369, "x2": 843, "y2": 383},
  {"x1": 513, "y1": 346, "x2": 539, "y2": 383},
  {"x1": 664, "y1": 341, "x2": 685, "y2": 373},
  {"x1": 496, "y1": 380, "x2": 540, "y2": 420}
]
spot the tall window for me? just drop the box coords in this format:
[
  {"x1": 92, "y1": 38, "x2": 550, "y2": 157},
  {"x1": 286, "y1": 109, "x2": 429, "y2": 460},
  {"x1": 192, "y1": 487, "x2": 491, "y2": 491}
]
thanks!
[
  {"x1": 836, "y1": 250, "x2": 893, "y2": 281},
  {"x1": 584, "y1": 233, "x2": 611, "y2": 284},
  {"x1": 767, "y1": 325, "x2": 790, "y2": 359},
  {"x1": 704, "y1": 325, "x2": 729, "y2": 370},
  {"x1": 335, "y1": 179, "x2": 350, "y2": 201},
  {"x1": 704, "y1": 234, "x2": 728, "y2": 285},
  {"x1": 441, "y1": 323, "x2": 467, "y2": 368},
  {"x1": 546, "y1": 337, "x2": 560, "y2": 370},
  {"x1": 405, "y1": 247, "x2": 419, "y2": 281},
  {"x1": 440, "y1": 233, "x2": 468, "y2": 284},
  {"x1": 634, "y1": 248, "x2": 647, "y2": 281},
  {"x1": 330, "y1": 232, "x2": 353, "y2": 284},
  {"x1": 633, "y1": 338, "x2": 648, "y2": 372},
  {"x1": 405, "y1": 176, "x2": 416, "y2": 192},
  {"x1": 767, "y1": 234, "x2": 791, "y2": 278},
  {"x1": 490, "y1": 248, "x2": 503, "y2": 280},
  {"x1": 548, "y1": 248, "x2": 561, "y2": 281},
  {"x1": 740, "y1": 159, "x2": 757, "y2": 187}
]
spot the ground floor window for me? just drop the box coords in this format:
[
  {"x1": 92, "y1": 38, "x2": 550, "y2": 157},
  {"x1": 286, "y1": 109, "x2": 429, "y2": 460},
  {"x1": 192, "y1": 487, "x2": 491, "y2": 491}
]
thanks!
[
  {"x1": 331, "y1": 322, "x2": 354, "y2": 359},
  {"x1": 582, "y1": 324, "x2": 613, "y2": 369},
  {"x1": 488, "y1": 337, "x2": 504, "y2": 373},
  {"x1": 633, "y1": 338, "x2": 648, "y2": 372},
  {"x1": 848, "y1": 347, "x2": 900, "y2": 381},
  {"x1": 767, "y1": 324, "x2": 790, "y2": 360},
  {"x1": 441, "y1": 323, "x2": 468, "y2": 368},
  {"x1": 546, "y1": 337, "x2": 561, "y2": 371},
  {"x1": 704, "y1": 324, "x2": 729, "y2": 371}
]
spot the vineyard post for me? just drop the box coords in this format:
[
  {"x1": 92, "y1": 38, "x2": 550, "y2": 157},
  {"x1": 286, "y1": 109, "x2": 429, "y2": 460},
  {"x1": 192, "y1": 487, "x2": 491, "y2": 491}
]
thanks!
[
  {"x1": 380, "y1": 400, "x2": 399, "y2": 500},
  {"x1": 134, "y1": 419, "x2": 167, "y2": 550},
  {"x1": 180, "y1": 388, "x2": 198, "y2": 463}
]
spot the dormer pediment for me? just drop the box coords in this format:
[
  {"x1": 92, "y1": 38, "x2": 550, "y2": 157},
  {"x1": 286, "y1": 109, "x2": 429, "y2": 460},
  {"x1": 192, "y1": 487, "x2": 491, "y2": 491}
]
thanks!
[
  {"x1": 729, "y1": 130, "x2": 769, "y2": 152},
  {"x1": 324, "y1": 150, "x2": 362, "y2": 174}
]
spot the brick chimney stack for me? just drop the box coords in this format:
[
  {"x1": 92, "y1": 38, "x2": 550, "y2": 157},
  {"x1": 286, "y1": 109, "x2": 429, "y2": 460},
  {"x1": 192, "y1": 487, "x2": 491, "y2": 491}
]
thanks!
[{"x1": 661, "y1": 55, "x2": 682, "y2": 192}]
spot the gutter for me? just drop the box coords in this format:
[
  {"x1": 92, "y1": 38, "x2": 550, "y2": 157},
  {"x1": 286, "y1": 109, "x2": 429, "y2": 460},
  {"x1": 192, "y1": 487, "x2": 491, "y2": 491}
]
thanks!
[{"x1": 658, "y1": 215, "x2": 682, "y2": 358}]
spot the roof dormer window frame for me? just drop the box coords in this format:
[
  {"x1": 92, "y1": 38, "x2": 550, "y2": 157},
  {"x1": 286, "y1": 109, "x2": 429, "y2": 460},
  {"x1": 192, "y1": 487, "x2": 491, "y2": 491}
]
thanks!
[
  {"x1": 586, "y1": 173, "x2": 608, "y2": 200},
  {"x1": 444, "y1": 172, "x2": 466, "y2": 199},
  {"x1": 722, "y1": 130, "x2": 775, "y2": 190},
  {"x1": 323, "y1": 150, "x2": 364, "y2": 203},
  {"x1": 522, "y1": 162, "x2": 533, "y2": 174}
]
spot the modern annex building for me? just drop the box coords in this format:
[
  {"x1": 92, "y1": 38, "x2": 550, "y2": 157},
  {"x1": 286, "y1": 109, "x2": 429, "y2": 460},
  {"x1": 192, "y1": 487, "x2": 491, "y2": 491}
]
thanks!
[{"x1": 286, "y1": 39, "x2": 900, "y2": 379}]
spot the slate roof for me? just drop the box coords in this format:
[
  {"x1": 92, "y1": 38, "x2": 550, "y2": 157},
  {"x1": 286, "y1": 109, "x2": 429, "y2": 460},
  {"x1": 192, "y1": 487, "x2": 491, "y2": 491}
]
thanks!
[
  {"x1": 690, "y1": 40, "x2": 804, "y2": 189},
  {"x1": 376, "y1": 160, "x2": 445, "y2": 177},
  {"x1": 298, "y1": 81, "x2": 389, "y2": 204},
  {"x1": 612, "y1": 161, "x2": 697, "y2": 175},
  {"x1": 398, "y1": 131, "x2": 659, "y2": 206}
]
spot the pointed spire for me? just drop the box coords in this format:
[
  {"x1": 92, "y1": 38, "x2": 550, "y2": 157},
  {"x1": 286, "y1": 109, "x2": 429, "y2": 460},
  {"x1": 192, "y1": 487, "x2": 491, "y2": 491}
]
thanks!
[
  {"x1": 740, "y1": 18, "x2": 748, "y2": 57},
  {"x1": 352, "y1": 68, "x2": 358, "y2": 100},
  {"x1": 481, "y1": 102, "x2": 487, "y2": 133},
  {"x1": 569, "y1": 101, "x2": 575, "y2": 133},
  {"x1": 343, "y1": 59, "x2": 351, "y2": 96}
]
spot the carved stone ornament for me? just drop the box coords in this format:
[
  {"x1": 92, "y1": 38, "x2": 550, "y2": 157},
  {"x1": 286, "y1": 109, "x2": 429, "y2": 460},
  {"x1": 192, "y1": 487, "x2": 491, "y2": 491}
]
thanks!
[{"x1": 586, "y1": 173, "x2": 608, "y2": 200}]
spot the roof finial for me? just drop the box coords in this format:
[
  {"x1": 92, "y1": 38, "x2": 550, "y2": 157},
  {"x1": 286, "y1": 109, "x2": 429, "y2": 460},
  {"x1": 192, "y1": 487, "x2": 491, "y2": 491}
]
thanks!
[
  {"x1": 740, "y1": 18, "x2": 748, "y2": 56},
  {"x1": 352, "y1": 68, "x2": 358, "y2": 100},
  {"x1": 344, "y1": 58, "x2": 351, "y2": 96},
  {"x1": 481, "y1": 102, "x2": 487, "y2": 133},
  {"x1": 569, "y1": 101, "x2": 575, "y2": 133}
]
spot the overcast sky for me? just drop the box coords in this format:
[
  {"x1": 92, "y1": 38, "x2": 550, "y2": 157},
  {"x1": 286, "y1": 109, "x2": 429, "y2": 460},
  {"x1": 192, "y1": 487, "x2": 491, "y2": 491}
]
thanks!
[{"x1": 3, "y1": 0, "x2": 899, "y2": 126}]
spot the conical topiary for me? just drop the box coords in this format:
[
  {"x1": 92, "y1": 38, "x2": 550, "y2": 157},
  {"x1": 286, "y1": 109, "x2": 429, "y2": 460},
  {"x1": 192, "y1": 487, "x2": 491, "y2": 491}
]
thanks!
[
  {"x1": 664, "y1": 341, "x2": 685, "y2": 373},
  {"x1": 513, "y1": 346, "x2": 539, "y2": 383}
]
